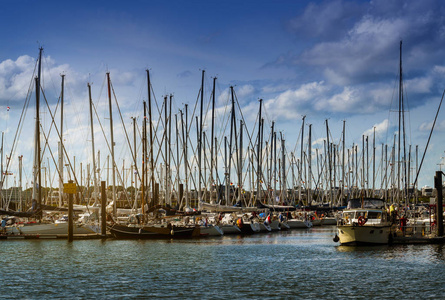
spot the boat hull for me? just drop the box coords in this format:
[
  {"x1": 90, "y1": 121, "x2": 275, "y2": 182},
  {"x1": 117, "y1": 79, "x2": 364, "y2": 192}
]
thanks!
[
  {"x1": 199, "y1": 225, "x2": 224, "y2": 236},
  {"x1": 287, "y1": 219, "x2": 312, "y2": 229},
  {"x1": 337, "y1": 225, "x2": 392, "y2": 245},
  {"x1": 6, "y1": 222, "x2": 97, "y2": 235},
  {"x1": 238, "y1": 222, "x2": 260, "y2": 234},
  {"x1": 220, "y1": 224, "x2": 242, "y2": 234},
  {"x1": 109, "y1": 223, "x2": 199, "y2": 239}
]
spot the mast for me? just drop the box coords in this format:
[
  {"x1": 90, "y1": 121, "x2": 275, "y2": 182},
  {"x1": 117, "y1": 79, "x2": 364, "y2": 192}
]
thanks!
[
  {"x1": 146, "y1": 70, "x2": 155, "y2": 207},
  {"x1": 238, "y1": 120, "x2": 243, "y2": 203},
  {"x1": 308, "y1": 124, "x2": 312, "y2": 204},
  {"x1": 198, "y1": 70, "x2": 205, "y2": 204},
  {"x1": 326, "y1": 119, "x2": 332, "y2": 206},
  {"x1": 88, "y1": 83, "x2": 98, "y2": 206},
  {"x1": 164, "y1": 96, "x2": 168, "y2": 206},
  {"x1": 299, "y1": 116, "x2": 305, "y2": 204},
  {"x1": 281, "y1": 133, "x2": 285, "y2": 203},
  {"x1": 184, "y1": 105, "x2": 189, "y2": 207},
  {"x1": 142, "y1": 101, "x2": 147, "y2": 212},
  {"x1": 59, "y1": 74, "x2": 65, "y2": 207},
  {"x1": 373, "y1": 127, "x2": 376, "y2": 197},
  {"x1": 256, "y1": 100, "x2": 262, "y2": 205},
  {"x1": 211, "y1": 77, "x2": 216, "y2": 202},
  {"x1": 132, "y1": 116, "x2": 137, "y2": 209},
  {"x1": 106, "y1": 72, "x2": 116, "y2": 215},
  {"x1": 32, "y1": 47, "x2": 43, "y2": 217},
  {"x1": 397, "y1": 40, "x2": 402, "y2": 203},
  {"x1": 341, "y1": 120, "x2": 345, "y2": 202}
]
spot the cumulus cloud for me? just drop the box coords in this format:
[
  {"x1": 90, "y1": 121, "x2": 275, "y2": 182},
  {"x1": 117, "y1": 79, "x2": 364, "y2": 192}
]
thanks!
[
  {"x1": 288, "y1": 0, "x2": 364, "y2": 40},
  {"x1": 260, "y1": 80, "x2": 402, "y2": 119},
  {"x1": 363, "y1": 119, "x2": 390, "y2": 137},
  {"x1": 271, "y1": 0, "x2": 445, "y2": 116},
  {"x1": 0, "y1": 55, "x2": 36, "y2": 103}
]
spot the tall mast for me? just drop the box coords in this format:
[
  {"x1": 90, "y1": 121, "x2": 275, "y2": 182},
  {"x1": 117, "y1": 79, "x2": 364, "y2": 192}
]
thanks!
[
  {"x1": 308, "y1": 124, "x2": 312, "y2": 204},
  {"x1": 372, "y1": 127, "x2": 376, "y2": 196},
  {"x1": 58, "y1": 74, "x2": 65, "y2": 207},
  {"x1": 142, "y1": 101, "x2": 147, "y2": 212},
  {"x1": 146, "y1": 70, "x2": 155, "y2": 207},
  {"x1": 238, "y1": 120, "x2": 243, "y2": 203},
  {"x1": 210, "y1": 77, "x2": 216, "y2": 201},
  {"x1": 397, "y1": 40, "x2": 402, "y2": 203},
  {"x1": 106, "y1": 72, "x2": 116, "y2": 215},
  {"x1": 132, "y1": 116, "x2": 137, "y2": 208},
  {"x1": 256, "y1": 99, "x2": 262, "y2": 205},
  {"x1": 184, "y1": 105, "x2": 189, "y2": 207},
  {"x1": 198, "y1": 70, "x2": 205, "y2": 204},
  {"x1": 281, "y1": 133, "x2": 285, "y2": 203},
  {"x1": 326, "y1": 119, "x2": 332, "y2": 206},
  {"x1": 163, "y1": 96, "x2": 168, "y2": 206},
  {"x1": 341, "y1": 120, "x2": 345, "y2": 202},
  {"x1": 32, "y1": 47, "x2": 43, "y2": 216},
  {"x1": 299, "y1": 116, "x2": 305, "y2": 204},
  {"x1": 88, "y1": 83, "x2": 98, "y2": 206}
]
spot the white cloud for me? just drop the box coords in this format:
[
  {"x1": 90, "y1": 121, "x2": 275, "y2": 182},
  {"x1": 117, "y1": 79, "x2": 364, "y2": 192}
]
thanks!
[{"x1": 363, "y1": 119, "x2": 389, "y2": 137}]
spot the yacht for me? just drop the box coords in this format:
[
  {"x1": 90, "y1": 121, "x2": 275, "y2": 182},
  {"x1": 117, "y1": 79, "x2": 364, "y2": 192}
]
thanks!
[{"x1": 335, "y1": 198, "x2": 393, "y2": 245}]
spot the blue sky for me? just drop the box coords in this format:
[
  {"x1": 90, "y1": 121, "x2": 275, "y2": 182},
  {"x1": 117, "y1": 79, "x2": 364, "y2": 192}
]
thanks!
[{"x1": 1, "y1": 0, "x2": 445, "y2": 192}]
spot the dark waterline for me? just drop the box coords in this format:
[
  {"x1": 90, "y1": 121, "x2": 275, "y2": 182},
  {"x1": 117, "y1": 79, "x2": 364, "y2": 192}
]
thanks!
[{"x1": 1, "y1": 227, "x2": 444, "y2": 299}]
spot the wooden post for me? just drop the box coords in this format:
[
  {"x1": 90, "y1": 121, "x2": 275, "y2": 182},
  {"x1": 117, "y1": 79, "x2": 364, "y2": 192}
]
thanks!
[
  {"x1": 435, "y1": 171, "x2": 444, "y2": 237},
  {"x1": 101, "y1": 181, "x2": 107, "y2": 237},
  {"x1": 67, "y1": 180, "x2": 74, "y2": 242},
  {"x1": 179, "y1": 184, "x2": 184, "y2": 208}
]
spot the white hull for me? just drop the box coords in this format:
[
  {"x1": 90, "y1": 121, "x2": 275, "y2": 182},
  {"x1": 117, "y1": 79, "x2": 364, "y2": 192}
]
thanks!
[
  {"x1": 287, "y1": 219, "x2": 312, "y2": 229},
  {"x1": 199, "y1": 201, "x2": 257, "y2": 213},
  {"x1": 279, "y1": 221, "x2": 290, "y2": 230},
  {"x1": 311, "y1": 219, "x2": 322, "y2": 226},
  {"x1": 337, "y1": 225, "x2": 392, "y2": 245},
  {"x1": 6, "y1": 222, "x2": 98, "y2": 235},
  {"x1": 269, "y1": 220, "x2": 281, "y2": 231},
  {"x1": 259, "y1": 222, "x2": 272, "y2": 232},
  {"x1": 200, "y1": 225, "x2": 224, "y2": 236},
  {"x1": 220, "y1": 224, "x2": 242, "y2": 234}
]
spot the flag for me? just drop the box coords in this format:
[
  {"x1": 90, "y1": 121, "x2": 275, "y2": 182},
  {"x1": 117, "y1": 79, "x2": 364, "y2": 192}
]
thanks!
[{"x1": 6, "y1": 107, "x2": 10, "y2": 111}]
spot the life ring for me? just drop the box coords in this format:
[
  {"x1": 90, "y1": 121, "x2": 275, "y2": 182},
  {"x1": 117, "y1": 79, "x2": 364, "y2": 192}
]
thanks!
[{"x1": 358, "y1": 216, "x2": 366, "y2": 226}]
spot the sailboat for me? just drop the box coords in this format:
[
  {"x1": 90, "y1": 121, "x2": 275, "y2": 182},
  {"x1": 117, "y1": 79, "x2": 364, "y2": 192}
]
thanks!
[{"x1": 1, "y1": 48, "x2": 99, "y2": 237}]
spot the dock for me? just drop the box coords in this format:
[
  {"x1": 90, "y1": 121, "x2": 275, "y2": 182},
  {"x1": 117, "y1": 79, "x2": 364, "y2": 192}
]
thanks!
[{"x1": 0, "y1": 233, "x2": 106, "y2": 240}]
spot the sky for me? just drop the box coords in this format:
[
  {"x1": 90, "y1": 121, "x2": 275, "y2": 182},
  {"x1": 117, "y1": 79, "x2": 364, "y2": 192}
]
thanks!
[{"x1": 1, "y1": 0, "x2": 445, "y2": 193}]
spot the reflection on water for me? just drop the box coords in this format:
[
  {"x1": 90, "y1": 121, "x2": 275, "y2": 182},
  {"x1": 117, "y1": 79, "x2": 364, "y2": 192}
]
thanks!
[{"x1": 0, "y1": 226, "x2": 444, "y2": 299}]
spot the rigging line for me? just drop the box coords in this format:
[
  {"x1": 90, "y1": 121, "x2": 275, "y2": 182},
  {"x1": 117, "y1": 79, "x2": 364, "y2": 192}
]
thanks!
[
  {"x1": 110, "y1": 80, "x2": 140, "y2": 180},
  {"x1": 38, "y1": 123, "x2": 61, "y2": 186},
  {"x1": 232, "y1": 89, "x2": 258, "y2": 165},
  {"x1": 91, "y1": 94, "x2": 132, "y2": 205},
  {"x1": 40, "y1": 84, "x2": 92, "y2": 207},
  {"x1": 412, "y1": 88, "x2": 445, "y2": 188},
  {"x1": 0, "y1": 62, "x2": 37, "y2": 189},
  {"x1": 38, "y1": 86, "x2": 61, "y2": 162}
]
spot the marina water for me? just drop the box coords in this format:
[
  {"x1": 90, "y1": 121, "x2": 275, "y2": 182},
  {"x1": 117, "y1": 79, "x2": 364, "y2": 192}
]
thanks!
[{"x1": 1, "y1": 226, "x2": 444, "y2": 299}]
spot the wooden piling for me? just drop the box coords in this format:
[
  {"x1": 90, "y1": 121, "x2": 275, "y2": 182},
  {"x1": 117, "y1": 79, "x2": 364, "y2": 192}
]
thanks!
[
  {"x1": 435, "y1": 171, "x2": 444, "y2": 237},
  {"x1": 67, "y1": 180, "x2": 74, "y2": 242},
  {"x1": 101, "y1": 181, "x2": 107, "y2": 237}
]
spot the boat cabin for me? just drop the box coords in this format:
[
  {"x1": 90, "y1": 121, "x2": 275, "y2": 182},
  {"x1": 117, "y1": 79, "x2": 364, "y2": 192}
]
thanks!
[{"x1": 341, "y1": 209, "x2": 388, "y2": 226}]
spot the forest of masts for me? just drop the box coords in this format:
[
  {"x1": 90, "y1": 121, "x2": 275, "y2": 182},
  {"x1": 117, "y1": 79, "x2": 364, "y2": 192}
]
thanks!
[{"x1": 0, "y1": 48, "x2": 420, "y2": 215}]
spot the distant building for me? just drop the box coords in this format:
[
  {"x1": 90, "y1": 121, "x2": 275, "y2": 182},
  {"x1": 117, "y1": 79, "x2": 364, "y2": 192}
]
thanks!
[{"x1": 421, "y1": 185, "x2": 433, "y2": 197}]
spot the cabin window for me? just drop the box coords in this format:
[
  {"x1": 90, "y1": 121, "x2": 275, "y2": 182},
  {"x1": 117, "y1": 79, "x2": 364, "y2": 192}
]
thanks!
[
  {"x1": 355, "y1": 212, "x2": 367, "y2": 218},
  {"x1": 343, "y1": 212, "x2": 355, "y2": 220},
  {"x1": 367, "y1": 212, "x2": 381, "y2": 219}
]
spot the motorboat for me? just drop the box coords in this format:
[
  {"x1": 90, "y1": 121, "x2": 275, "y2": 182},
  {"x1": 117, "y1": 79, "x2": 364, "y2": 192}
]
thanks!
[{"x1": 335, "y1": 198, "x2": 393, "y2": 245}]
